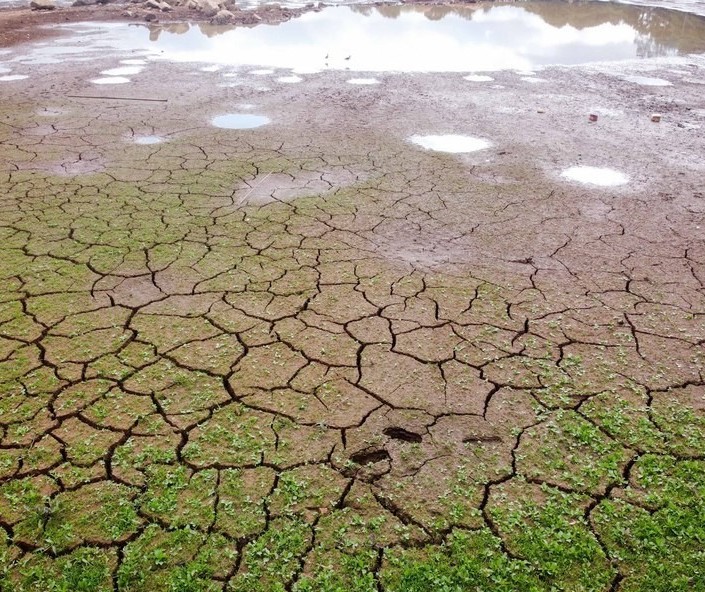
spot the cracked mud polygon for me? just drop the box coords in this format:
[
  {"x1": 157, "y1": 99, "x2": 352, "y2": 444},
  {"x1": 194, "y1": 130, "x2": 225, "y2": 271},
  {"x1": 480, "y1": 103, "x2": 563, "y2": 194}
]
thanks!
[{"x1": 1, "y1": 1, "x2": 705, "y2": 590}]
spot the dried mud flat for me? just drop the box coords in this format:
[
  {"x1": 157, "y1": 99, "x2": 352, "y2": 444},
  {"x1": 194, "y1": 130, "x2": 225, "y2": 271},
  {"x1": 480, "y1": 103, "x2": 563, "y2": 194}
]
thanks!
[{"x1": 1, "y1": 8, "x2": 705, "y2": 591}]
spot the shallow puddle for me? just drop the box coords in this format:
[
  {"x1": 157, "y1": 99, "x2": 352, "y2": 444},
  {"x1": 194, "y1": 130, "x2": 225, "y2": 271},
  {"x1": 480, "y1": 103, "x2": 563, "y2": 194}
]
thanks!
[
  {"x1": 100, "y1": 66, "x2": 143, "y2": 76},
  {"x1": 347, "y1": 78, "x2": 379, "y2": 84},
  {"x1": 561, "y1": 166, "x2": 629, "y2": 186},
  {"x1": 36, "y1": 1, "x2": 705, "y2": 73},
  {"x1": 410, "y1": 134, "x2": 491, "y2": 153},
  {"x1": 0, "y1": 74, "x2": 28, "y2": 81},
  {"x1": 133, "y1": 135, "x2": 163, "y2": 145},
  {"x1": 277, "y1": 75, "x2": 303, "y2": 83},
  {"x1": 37, "y1": 108, "x2": 64, "y2": 116},
  {"x1": 464, "y1": 74, "x2": 494, "y2": 82},
  {"x1": 211, "y1": 113, "x2": 271, "y2": 129},
  {"x1": 91, "y1": 76, "x2": 131, "y2": 84},
  {"x1": 622, "y1": 75, "x2": 673, "y2": 86}
]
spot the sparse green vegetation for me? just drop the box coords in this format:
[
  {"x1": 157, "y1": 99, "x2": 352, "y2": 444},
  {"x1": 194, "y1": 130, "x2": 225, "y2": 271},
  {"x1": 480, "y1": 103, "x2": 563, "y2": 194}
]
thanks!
[{"x1": 1, "y1": 56, "x2": 704, "y2": 591}]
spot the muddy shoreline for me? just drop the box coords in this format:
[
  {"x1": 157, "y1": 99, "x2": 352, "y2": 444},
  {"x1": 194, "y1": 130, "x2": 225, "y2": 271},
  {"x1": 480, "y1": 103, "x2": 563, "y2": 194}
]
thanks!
[
  {"x1": 4, "y1": 0, "x2": 705, "y2": 49},
  {"x1": 0, "y1": 1, "x2": 302, "y2": 47},
  {"x1": 0, "y1": 0, "x2": 487, "y2": 48}
]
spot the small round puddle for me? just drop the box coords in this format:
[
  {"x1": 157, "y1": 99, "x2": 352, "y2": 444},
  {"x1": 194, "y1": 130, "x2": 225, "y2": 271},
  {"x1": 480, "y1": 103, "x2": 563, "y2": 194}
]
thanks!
[
  {"x1": 590, "y1": 107, "x2": 623, "y2": 117},
  {"x1": 347, "y1": 78, "x2": 379, "y2": 85},
  {"x1": 211, "y1": 113, "x2": 270, "y2": 129},
  {"x1": 278, "y1": 75, "x2": 302, "y2": 83},
  {"x1": 561, "y1": 166, "x2": 629, "y2": 187},
  {"x1": 622, "y1": 75, "x2": 672, "y2": 87},
  {"x1": 101, "y1": 66, "x2": 143, "y2": 76},
  {"x1": 464, "y1": 74, "x2": 493, "y2": 82},
  {"x1": 0, "y1": 75, "x2": 28, "y2": 81},
  {"x1": 410, "y1": 134, "x2": 491, "y2": 153},
  {"x1": 134, "y1": 135, "x2": 163, "y2": 145},
  {"x1": 92, "y1": 76, "x2": 130, "y2": 84}
]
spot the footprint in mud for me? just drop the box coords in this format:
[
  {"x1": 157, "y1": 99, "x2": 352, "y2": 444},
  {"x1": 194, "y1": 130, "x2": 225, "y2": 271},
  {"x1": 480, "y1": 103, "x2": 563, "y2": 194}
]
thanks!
[
  {"x1": 350, "y1": 449, "x2": 391, "y2": 465},
  {"x1": 383, "y1": 427, "x2": 423, "y2": 443}
]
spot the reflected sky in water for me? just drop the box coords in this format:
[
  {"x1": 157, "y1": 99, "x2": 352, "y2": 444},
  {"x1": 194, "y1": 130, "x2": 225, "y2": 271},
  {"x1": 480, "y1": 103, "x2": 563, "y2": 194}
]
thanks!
[{"x1": 11, "y1": 2, "x2": 705, "y2": 72}]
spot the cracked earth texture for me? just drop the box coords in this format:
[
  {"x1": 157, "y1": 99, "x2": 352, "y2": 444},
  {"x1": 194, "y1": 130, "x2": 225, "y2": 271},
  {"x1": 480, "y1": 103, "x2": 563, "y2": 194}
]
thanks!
[{"x1": 2, "y1": 19, "x2": 705, "y2": 592}]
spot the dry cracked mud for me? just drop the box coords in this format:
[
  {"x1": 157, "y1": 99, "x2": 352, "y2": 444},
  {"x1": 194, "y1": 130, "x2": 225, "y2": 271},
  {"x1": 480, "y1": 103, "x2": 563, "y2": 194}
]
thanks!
[{"x1": 1, "y1": 9, "x2": 705, "y2": 591}]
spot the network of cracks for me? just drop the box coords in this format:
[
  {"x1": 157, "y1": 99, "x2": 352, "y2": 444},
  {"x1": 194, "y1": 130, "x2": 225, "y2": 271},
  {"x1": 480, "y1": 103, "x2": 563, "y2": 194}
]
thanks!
[{"x1": 1, "y1": 60, "x2": 705, "y2": 590}]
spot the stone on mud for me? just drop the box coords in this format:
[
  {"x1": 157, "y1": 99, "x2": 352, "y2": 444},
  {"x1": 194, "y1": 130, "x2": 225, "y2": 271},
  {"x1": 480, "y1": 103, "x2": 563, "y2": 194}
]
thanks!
[
  {"x1": 30, "y1": 0, "x2": 56, "y2": 9},
  {"x1": 197, "y1": 0, "x2": 221, "y2": 16},
  {"x1": 212, "y1": 8, "x2": 233, "y2": 24}
]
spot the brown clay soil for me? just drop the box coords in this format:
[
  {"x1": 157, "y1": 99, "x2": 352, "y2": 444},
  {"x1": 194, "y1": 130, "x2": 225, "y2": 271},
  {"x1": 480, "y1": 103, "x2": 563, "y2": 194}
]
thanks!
[{"x1": 1, "y1": 1, "x2": 705, "y2": 590}]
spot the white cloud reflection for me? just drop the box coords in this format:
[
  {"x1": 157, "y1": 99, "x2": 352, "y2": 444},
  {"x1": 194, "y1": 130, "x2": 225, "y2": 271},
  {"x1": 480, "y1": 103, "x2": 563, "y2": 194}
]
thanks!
[{"x1": 15, "y1": 4, "x2": 688, "y2": 73}]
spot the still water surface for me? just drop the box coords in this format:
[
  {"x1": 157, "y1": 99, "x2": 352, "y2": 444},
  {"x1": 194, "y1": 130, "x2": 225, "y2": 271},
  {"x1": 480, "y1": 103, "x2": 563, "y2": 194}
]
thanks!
[{"x1": 7, "y1": 1, "x2": 705, "y2": 72}]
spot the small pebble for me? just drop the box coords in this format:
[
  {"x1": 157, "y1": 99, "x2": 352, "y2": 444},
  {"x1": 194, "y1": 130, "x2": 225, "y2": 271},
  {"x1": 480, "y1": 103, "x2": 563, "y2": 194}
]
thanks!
[
  {"x1": 651, "y1": 113, "x2": 662, "y2": 123},
  {"x1": 589, "y1": 114, "x2": 598, "y2": 122}
]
